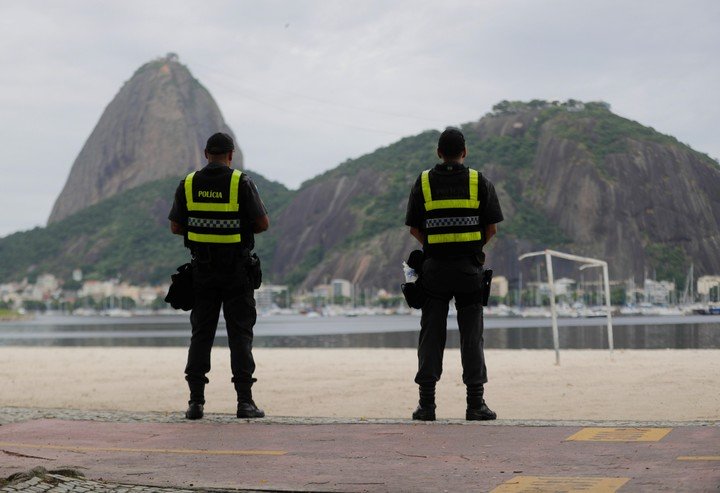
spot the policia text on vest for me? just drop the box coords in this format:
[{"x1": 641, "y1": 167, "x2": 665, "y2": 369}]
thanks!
[
  {"x1": 198, "y1": 190, "x2": 223, "y2": 198},
  {"x1": 168, "y1": 132, "x2": 270, "y2": 421}
]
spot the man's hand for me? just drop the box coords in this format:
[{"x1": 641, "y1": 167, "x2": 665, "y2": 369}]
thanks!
[
  {"x1": 485, "y1": 223, "x2": 497, "y2": 243},
  {"x1": 254, "y1": 215, "x2": 270, "y2": 233},
  {"x1": 170, "y1": 221, "x2": 185, "y2": 235},
  {"x1": 410, "y1": 227, "x2": 424, "y2": 245}
]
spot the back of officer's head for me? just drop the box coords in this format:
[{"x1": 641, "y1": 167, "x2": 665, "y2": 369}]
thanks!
[
  {"x1": 437, "y1": 127, "x2": 466, "y2": 161},
  {"x1": 205, "y1": 132, "x2": 235, "y2": 157}
]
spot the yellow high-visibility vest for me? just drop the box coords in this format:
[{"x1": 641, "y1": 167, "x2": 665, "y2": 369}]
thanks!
[
  {"x1": 184, "y1": 169, "x2": 242, "y2": 244},
  {"x1": 421, "y1": 169, "x2": 483, "y2": 245}
]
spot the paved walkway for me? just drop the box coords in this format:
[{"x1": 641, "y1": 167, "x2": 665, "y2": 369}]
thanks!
[{"x1": 1, "y1": 408, "x2": 718, "y2": 492}]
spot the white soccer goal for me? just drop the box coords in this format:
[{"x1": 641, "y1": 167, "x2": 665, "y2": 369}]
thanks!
[{"x1": 518, "y1": 249, "x2": 614, "y2": 365}]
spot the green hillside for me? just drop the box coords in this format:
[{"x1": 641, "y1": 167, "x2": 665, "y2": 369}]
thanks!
[
  {"x1": 3, "y1": 100, "x2": 719, "y2": 291},
  {"x1": 268, "y1": 99, "x2": 720, "y2": 289},
  {"x1": 293, "y1": 102, "x2": 575, "y2": 252},
  {"x1": 0, "y1": 170, "x2": 293, "y2": 285},
  {"x1": 368, "y1": 101, "x2": 710, "y2": 248}
]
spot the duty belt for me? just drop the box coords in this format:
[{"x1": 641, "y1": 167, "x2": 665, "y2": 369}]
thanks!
[{"x1": 191, "y1": 244, "x2": 251, "y2": 264}]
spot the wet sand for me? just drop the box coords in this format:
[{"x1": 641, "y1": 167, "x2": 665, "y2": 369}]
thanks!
[{"x1": 0, "y1": 347, "x2": 718, "y2": 420}]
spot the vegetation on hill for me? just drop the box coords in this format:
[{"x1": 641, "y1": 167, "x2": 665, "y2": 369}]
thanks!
[
  {"x1": 275, "y1": 99, "x2": 720, "y2": 289},
  {"x1": 307, "y1": 102, "x2": 574, "y2": 252},
  {"x1": 4, "y1": 99, "x2": 718, "y2": 291},
  {"x1": 462, "y1": 108, "x2": 572, "y2": 248},
  {"x1": 489, "y1": 99, "x2": 718, "y2": 165},
  {"x1": 646, "y1": 243, "x2": 690, "y2": 292},
  {"x1": 0, "y1": 170, "x2": 292, "y2": 285}
]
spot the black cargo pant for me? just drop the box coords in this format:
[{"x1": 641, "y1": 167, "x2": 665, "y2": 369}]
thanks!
[
  {"x1": 415, "y1": 255, "x2": 487, "y2": 388},
  {"x1": 185, "y1": 247, "x2": 257, "y2": 402}
]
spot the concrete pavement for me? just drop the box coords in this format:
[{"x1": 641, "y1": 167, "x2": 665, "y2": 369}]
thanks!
[{"x1": 0, "y1": 409, "x2": 718, "y2": 492}]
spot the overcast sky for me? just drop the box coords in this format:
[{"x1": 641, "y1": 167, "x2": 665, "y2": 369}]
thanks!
[{"x1": 1, "y1": 0, "x2": 718, "y2": 237}]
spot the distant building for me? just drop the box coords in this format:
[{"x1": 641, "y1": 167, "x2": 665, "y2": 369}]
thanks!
[
  {"x1": 313, "y1": 284, "x2": 331, "y2": 301},
  {"x1": 554, "y1": 278, "x2": 576, "y2": 297},
  {"x1": 527, "y1": 282, "x2": 548, "y2": 292},
  {"x1": 22, "y1": 274, "x2": 60, "y2": 301},
  {"x1": 78, "y1": 280, "x2": 116, "y2": 300},
  {"x1": 255, "y1": 284, "x2": 289, "y2": 311},
  {"x1": 490, "y1": 276, "x2": 508, "y2": 298},
  {"x1": 331, "y1": 279, "x2": 353, "y2": 301},
  {"x1": 697, "y1": 276, "x2": 720, "y2": 296},
  {"x1": 0, "y1": 282, "x2": 23, "y2": 307},
  {"x1": 19, "y1": 274, "x2": 60, "y2": 301},
  {"x1": 526, "y1": 278, "x2": 576, "y2": 301},
  {"x1": 139, "y1": 286, "x2": 165, "y2": 305},
  {"x1": 36, "y1": 274, "x2": 59, "y2": 292},
  {"x1": 644, "y1": 279, "x2": 675, "y2": 305}
]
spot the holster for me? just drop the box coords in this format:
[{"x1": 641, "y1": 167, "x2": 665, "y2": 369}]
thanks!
[
  {"x1": 246, "y1": 253, "x2": 262, "y2": 289},
  {"x1": 480, "y1": 268, "x2": 493, "y2": 306},
  {"x1": 164, "y1": 263, "x2": 194, "y2": 311},
  {"x1": 401, "y1": 281, "x2": 426, "y2": 309},
  {"x1": 406, "y1": 249, "x2": 424, "y2": 271},
  {"x1": 401, "y1": 249, "x2": 426, "y2": 309}
]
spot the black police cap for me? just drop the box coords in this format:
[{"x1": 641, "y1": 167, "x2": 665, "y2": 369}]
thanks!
[
  {"x1": 438, "y1": 127, "x2": 465, "y2": 158},
  {"x1": 205, "y1": 132, "x2": 235, "y2": 154}
]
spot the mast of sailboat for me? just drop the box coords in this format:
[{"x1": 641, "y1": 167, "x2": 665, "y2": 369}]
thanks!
[{"x1": 681, "y1": 263, "x2": 694, "y2": 304}]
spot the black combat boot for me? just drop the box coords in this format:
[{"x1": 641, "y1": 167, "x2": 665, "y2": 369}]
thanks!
[
  {"x1": 185, "y1": 401, "x2": 204, "y2": 420},
  {"x1": 237, "y1": 400, "x2": 265, "y2": 418},
  {"x1": 235, "y1": 385, "x2": 265, "y2": 419},
  {"x1": 411, "y1": 385, "x2": 436, "y2": 421},
  {"x1": 466, "y1": 384, "x2": 496, "y2": 421},
  {"x1": 185, "y1": 383, "x2": 205, "y2": 420}
]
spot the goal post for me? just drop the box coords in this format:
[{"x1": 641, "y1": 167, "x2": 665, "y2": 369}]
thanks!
[{"x1": 518, "y1": 249, "x2": 614, "y2": 365}]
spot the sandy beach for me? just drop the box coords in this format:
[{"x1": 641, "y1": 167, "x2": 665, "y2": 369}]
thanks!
[{"x1": 0, "y1": 347, "x2": 718, "y2": 421}]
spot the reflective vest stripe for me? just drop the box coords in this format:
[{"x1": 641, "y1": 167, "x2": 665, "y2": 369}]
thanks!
[
  {"x1": 427, "y1": 231, "x2": 483, "y2": 244},
  {"x1": 185, "y1": 170, "x2": 242, "y2": 212},
  {"x1": 187, "y1": 232, "x2": 242, "y2": 244},
  {"x1": 184, "y1": 171, "x2": 195, "y2": 207},
  {"x1": 421, "y1": 169, "x2": 479, "y2": 210},
  {"x1": 421, "y1": 170, "x2": 433, "y2": 202},
  {"x1": 424, "y1": 198, "x2": 480, "y2": 210},
  {"x1": 469, "y1": 168, "x2": 479, "y2": 201}
]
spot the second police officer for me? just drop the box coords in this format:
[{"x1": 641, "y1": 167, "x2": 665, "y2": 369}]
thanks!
[{"x1": 405, "y1": 127, "x2": 504, "y2": 421}]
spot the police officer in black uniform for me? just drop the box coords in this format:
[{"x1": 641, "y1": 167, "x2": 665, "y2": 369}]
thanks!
[
  {"x1": 405, "y1": 127, "x2": 503, "y2": 421},
  {"x1": 169, "y1": 133, "x2": 269, "y2": 420}
]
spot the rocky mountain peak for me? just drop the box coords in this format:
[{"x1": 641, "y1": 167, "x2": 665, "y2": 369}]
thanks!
[{"x1": 48, "y1": 54, "x2": 240, "y2": 224}]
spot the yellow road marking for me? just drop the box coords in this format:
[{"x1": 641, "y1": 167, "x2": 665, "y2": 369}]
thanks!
[
  {"x1": 677, "y1": 456, "x2": 720, "y2": 461},
  {"x1": 0, "y1": 441, "x2": 286, "y2": 456},
  {"x1": 491, "y1": 476, "x2": 629, "y2": 493},
  {"x1": 566, "y1": 427, "x2": 671, "y2": 442}
]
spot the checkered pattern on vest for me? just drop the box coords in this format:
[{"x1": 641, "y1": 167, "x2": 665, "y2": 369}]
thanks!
[
  {"x1": 188, "y1": 217, "x2": 241, "y2": 229},
  {"x1": 425, "y1": 216, "x2": 480, "y2": 229}
]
